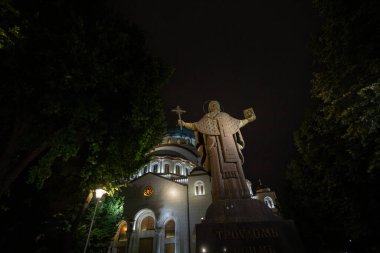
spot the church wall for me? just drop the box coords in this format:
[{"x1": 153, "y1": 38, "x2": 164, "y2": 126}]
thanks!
[
  {"x1": 187, "y1": 173, "x2": 212, "y2": 253},
  {"x1": 124, "y1": 173, "x2": 190, "y2": 253},
  {"x1": 255, "y1": 190, "x2": 280, "y2": 215}
]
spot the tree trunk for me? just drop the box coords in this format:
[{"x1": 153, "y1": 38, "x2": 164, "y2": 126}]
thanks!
[
  {"x1": 71, "y1": 190, "x2": 94, "y2": 233},
  {"x1": 0, "y1": 141, "x2": 49, "y2": 196},
  {"x1": 0, "y1": 120, "x2": 27, "y2": 182}
]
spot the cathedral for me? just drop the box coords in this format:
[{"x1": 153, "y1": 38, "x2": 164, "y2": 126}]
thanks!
[{"x1": 109, "y1": 128, "x2": 279, "y2": 253}]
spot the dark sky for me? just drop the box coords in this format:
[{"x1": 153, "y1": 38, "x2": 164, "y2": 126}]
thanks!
[{"x1": 114, "y1": 0, "x2": 319, "y2": 192}]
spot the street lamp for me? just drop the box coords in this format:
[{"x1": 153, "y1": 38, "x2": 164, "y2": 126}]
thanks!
[{"x1": 83, "y1": 188, "x2": 108, "y2": 253}]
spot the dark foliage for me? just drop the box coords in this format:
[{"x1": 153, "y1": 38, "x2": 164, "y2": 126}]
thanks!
[
  {"x1": 0, "y1": 0, "x2": 171, "y2": 251},
  {"x1": 285, "y1": 0, "x2": 380, "y2": 252}
]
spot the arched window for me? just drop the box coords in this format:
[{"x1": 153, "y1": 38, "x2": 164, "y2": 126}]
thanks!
[
  {"x1": 118, "y1": 223, "x2": 127, "y2": 241},
  {"x1": 264, "y1": 196, "x2": 275, "y2": 208},
  {"x1": 167, "y1": 138, "x2": 172, "y2": 144},
  {"x1": 110, "y1": 221, "x2": 128, "y2": 253},
  {"x1": 141, "y1": 216, "x2": 155, "y2": 231},
  {"x1": 183, "y1": 167, "x2": 188, "y2": 176},
  {"x1": 194, "y1": 180, "x2": 205, "y2": 196},
  {"x1": 153, "y1": 164, "x2": 158, "y2": 173},
  {"x1": 175, "y1": 165, "x2": 180, "y2": 174},
  {"x1": 165, "y1": 220, "x2": 175, "y2": 238},
  {"x1": 164, "y1": 164, "x2": 170, "y2": 174}
]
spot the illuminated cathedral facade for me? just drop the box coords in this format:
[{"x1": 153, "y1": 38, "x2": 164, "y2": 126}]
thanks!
[{"x1": 109, "y1": 128, "x2": 279, "y2": 253}]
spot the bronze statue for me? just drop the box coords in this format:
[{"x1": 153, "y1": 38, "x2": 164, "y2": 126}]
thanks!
[{"x1": 178, "y1": 101, "x2": 256, "y2": 201}]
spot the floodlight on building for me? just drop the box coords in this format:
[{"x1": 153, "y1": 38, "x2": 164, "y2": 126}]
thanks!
[{"x1": 169, "y1": 187, "x2": 178, "y2": 198}]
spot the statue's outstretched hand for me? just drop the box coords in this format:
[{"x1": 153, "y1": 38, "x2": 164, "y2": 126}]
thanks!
[{"x1": 178, "y1": 120, "x2": 185, "y2": 127}]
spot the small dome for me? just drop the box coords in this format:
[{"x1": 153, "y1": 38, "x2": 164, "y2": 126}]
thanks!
[
  {"x1": 162, "y1": 127, "x2": 196, "y2": 147},
  {"x1": 255, "y1": 179, "x2": 271, "y2": 192},
  {"x1": 164, "y1": 127, "x2": 195, "y2": 138}
]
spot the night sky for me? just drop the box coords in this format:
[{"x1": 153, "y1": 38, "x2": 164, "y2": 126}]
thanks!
[{"x1": 114, "y1": 0, "x2": 319, "y2": 191}]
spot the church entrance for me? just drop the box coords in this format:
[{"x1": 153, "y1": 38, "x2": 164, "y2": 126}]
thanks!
[{"x1": 139, "y1": 237, "x2": 153, "y2": 253}]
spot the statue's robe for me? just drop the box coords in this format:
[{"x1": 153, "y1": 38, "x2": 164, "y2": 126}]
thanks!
[{"x1": 194, "y1": 112, "x2": 251, "y2": 200}]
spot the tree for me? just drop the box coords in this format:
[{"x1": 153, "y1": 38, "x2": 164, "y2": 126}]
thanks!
[
  {"x1": 285, "y1": 0, "x2": 380, "y2": 252},
  {"x1": 0, "y1": 0, "x2": 170, "y2": 195},
  {"x1": 0, "y1": 0, "x2": 171, "y2": 251}
]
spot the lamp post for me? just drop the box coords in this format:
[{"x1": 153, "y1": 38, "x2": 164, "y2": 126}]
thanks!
[{"x1": 83, "y1": 188, "x2": 108, "y2": 253}]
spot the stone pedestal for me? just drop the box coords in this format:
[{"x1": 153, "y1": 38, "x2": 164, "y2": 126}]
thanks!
[{"x1": 196, "y1": 199, "x2": 304, "y2": 253}]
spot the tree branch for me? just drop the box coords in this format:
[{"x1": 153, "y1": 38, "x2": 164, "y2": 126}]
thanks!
[{"x1": 0, "y1": 141, "x2": 50, "y2": 196}]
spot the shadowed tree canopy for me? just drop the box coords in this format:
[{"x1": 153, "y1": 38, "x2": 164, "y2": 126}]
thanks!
[
  {"x1": 0, "y1": 0, "x2": 171, "y2": 251},
  {"x1": 285, "y1": 0, "x2": 380, "y2": 252},
  {"x1": 0, "y1": 0, "x2": 171, "y2": 196}
]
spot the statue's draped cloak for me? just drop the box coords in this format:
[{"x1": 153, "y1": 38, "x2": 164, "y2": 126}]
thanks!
[
  {"x1": 194, "y1": 112, "x2": 245, "y2": 163},
  {"x1": 193, "y1": 112, "x2": 249, "y2": 200}
]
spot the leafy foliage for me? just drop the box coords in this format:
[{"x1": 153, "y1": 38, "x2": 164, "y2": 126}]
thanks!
[
  {"x1": 285, "y1": 0, "x2": 380, "y2": 252},
  {"x1": 77, "y1": 192, "x2": 125, "y2": 252},
  {"x1": 0, "y1": 0, "x2": 170, "y2": 195},
  {"x1": 0, "y1": 0, "x2": 22, "y2": 49},
  {"x1": 0, "y1": 0, "x2": 171, "y2": 251}
]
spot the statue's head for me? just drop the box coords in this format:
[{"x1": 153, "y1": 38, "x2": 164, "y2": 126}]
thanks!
[{"x1": 208, "y1": 101, "x2": 221, "y2": 112}]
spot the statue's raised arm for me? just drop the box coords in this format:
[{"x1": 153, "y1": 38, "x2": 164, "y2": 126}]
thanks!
[{"x1": 178, "y1": 119, "x2": 196, "y2": 131}]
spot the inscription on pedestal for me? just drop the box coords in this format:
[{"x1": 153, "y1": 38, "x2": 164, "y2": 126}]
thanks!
[
  {"x1": 196, "y1": 220, "x2": 304, "y2": 253},
  {"x1": 215, "y1": 227, "x2": 279, "y2": 240}
]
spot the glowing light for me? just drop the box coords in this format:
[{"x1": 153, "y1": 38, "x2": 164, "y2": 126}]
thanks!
[
  {"x1": 202, "y1": 247, "x2": 207, "y2": 252},
  {"x1": 169, "y1": 187, "x2": 178, "y2": 198},
  {"x1": 95, "y1": 189, "x2": 107, "y2": 199}
]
